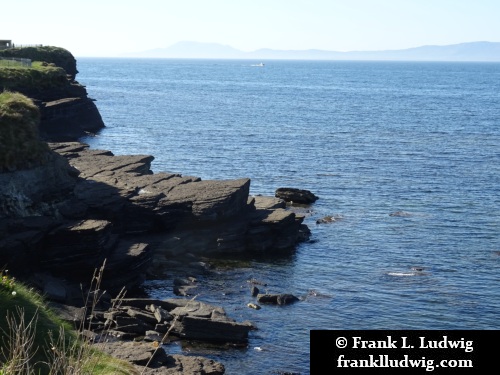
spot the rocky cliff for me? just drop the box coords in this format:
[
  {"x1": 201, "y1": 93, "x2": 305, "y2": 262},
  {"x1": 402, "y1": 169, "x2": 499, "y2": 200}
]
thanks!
[
  {"x1": 1, "y1": 48, "x2": 314, "y2": 373},
  {"x1": 1, "y1": 140, "x2": 310, "y2": 300},
  {"x1": 0, "y1": 48, "x2": 311, "y2": 302},
  {"x1": 0, "y1": 46, "x2": 104, "y2": 140}
]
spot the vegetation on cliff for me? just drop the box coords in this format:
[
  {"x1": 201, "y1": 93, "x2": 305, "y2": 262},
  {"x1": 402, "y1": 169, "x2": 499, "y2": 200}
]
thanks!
[
  {"x1": 0, "y1": 270, "x2": 137, "y2": 374},
  {"x1": 0, "y1": 61, "x2": 69, "y2": 93},
  {"x1": 0, "y1": 46, "x2": 85, "y2": 103},
  {"x1": 0, "y1": 46, "x2": 78, "y2": 79},
  {"x1": 0, "y1": 92, "x2": 49, "y2": 171},
  {"x1": 1, "y1": 46, "x2": 104, "y2": 139}
]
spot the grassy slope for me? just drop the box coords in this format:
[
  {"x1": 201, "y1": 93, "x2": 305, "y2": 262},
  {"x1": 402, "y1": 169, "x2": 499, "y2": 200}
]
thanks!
[{"x1": 0, "y1": 274, "x2": 137, "y2": 374}]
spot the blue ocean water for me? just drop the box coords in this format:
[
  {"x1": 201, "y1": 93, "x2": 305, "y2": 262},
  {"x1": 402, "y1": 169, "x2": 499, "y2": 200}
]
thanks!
[{"x1": 77, "y1": 58, "x2": 500, "y2": 374}]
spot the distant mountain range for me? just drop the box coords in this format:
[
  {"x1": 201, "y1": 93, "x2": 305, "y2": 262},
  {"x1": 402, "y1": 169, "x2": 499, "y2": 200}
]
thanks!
[{"x1": 122, "y1": 41, "x2": 500, "y2": 61}]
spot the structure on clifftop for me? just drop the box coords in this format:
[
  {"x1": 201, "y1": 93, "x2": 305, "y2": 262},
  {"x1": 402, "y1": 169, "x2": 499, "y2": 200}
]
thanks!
[{"x1": 0, "y1": 40, "x2": 12, "y2": 50}]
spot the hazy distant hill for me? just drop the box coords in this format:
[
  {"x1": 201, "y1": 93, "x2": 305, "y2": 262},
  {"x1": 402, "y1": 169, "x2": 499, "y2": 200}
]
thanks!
[{"x1": 123, "y1": 41, "x2": 500, "y2": 61}]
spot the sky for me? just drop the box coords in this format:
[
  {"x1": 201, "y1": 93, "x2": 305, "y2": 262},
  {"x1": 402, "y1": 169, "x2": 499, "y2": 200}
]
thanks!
[{"x1": 2, "y1": 0, "x2": 500, "y2": 57}]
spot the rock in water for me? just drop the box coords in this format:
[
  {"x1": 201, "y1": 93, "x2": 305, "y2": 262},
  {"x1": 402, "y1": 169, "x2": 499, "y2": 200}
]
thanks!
[
  {"x1": 257, "y1": 293, "x2": 300, "y2": 305},
  {"x1": 275, "y1": 188, "x2": 318, "y2": 204}
]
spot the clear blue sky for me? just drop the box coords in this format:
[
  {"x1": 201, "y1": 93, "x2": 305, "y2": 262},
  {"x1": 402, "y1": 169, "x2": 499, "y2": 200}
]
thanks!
[{"x1": 2, "y1": 0, "x2": 499, "y2": 57}]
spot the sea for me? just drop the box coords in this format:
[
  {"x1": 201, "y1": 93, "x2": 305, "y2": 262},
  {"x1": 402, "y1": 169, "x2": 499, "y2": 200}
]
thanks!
[{"x1": 77, "y1": 58, "x2": 500, "y2": 374}]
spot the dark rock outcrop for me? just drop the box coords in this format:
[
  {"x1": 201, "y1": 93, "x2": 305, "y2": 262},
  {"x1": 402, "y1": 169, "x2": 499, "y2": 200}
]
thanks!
[
  {"x1": 0, "y1": 150, "x2": 77, "y2": 217},
  {"x1": 275, "y1": 187, "x2": 319, "y2": 204},
  {"x1": 316, "y1": 215, "x2": 342, "y2": 224},
  {"x1": 40, "y1": 97, "x2": 105, "y2": 140},
  {"x1": 0, "y1": 150, "x2": 79, "y2": 271},
  {"x1": 54, "y1": 142, "x2": 309, "y2": 257},
  {"x1": 257, "y1": 293, "x2": 300, "y2": 305}
]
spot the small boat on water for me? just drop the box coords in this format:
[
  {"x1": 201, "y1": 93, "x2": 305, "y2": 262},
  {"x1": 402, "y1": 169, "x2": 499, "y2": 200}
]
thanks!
[{"x1": 251, "y1": 62, "x2": 265, "y2": 67}]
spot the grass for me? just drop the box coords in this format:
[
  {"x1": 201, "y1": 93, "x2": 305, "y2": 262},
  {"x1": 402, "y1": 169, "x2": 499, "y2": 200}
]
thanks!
[
  {"x1": 0, "y1": 61, "x2": 68, "y2": 91},
  {"x1": 0, "y1": 269, "x2": 138, "y2": 375},
  {"x1": 0, "y1": 91, "x2": 49, "y2": 171},
  {"x1": 1, "y1": 270, "x2": 62, "y2": 370},
  {"x1": 0, "y1": 91, "x2": 39, "y2": 120}
]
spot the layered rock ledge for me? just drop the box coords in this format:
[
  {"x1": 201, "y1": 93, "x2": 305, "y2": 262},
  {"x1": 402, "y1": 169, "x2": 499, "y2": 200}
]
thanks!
[
  {"x1": 1, "y1": 142, "x2": 310, "y2": 299},
  {"x1": 51, "y1": 297, "x2": 253, "y2": 374}
]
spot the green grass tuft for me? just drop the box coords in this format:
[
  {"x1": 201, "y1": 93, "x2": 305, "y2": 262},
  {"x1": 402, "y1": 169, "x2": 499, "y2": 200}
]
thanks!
[{"x1": 0, "y1": 91, "x2": 49, "y2": 171}]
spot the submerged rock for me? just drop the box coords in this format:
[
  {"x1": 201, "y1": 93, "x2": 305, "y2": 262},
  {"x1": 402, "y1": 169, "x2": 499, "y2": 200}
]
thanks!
[
  {"x1": 389, "y1": 211, "x2": 413, "y2": 217},
  {"x1": 316, "y1": 215, "x2": 342, "y2": 224},
  {"x1": 257, "y1": 294, "x2": 300, "y2": 305}
]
